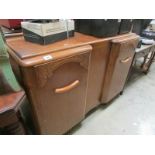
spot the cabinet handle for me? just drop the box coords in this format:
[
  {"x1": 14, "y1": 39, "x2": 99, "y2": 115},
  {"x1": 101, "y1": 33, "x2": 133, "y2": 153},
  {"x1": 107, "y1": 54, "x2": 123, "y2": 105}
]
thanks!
[
  {"x1": 55, "y1": 80, "x2": 80, "y2": 94},
  {"x1": 120, "y1": 57, "x2": 132, "y2": 63}
]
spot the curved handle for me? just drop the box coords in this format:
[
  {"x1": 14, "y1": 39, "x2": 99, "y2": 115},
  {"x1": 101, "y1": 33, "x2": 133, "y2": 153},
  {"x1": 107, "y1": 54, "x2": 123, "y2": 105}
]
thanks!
[
  {"x1": 55, "y1": 80, "x2": 80, "y2": 94},
  {"x1": 120, "y1": 57, "x2": 132, "y2": 63}
]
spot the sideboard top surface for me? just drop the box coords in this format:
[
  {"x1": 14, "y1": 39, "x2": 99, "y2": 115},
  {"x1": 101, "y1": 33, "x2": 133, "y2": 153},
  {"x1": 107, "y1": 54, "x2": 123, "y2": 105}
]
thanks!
[{"x1": 6, "y1": 32, "x2": 136, "y2": 67}]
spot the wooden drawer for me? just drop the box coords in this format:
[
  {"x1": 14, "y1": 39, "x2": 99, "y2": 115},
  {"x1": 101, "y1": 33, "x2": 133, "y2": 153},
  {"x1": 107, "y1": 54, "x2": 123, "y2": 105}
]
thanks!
[
  {"x1": 101, "y1": 36, "x2": 139, "y2": 103},
  {"x1": 21, "y1": 46, "x2": 91, "y2": 134}
]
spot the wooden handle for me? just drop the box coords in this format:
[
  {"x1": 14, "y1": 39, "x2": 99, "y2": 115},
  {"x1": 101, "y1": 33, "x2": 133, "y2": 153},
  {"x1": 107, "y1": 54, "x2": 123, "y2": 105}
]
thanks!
[
  {"x1": 55, "y1": 80, "x2": 80, "y2": 94},
  {"x1": 120, "y1": 57, "x2": 132, "y2": 63}
]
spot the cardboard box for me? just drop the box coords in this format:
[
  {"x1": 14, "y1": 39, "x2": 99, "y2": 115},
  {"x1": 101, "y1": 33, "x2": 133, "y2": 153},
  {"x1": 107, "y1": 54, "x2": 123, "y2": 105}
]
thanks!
[{"x1": 21, "y1": 20, "x2": 74, "y2": 45}]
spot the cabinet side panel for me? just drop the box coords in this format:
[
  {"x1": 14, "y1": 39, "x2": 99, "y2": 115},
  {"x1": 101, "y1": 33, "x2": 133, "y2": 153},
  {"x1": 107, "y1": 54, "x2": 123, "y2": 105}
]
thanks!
[{"x1": 85, "y1": 41, "x2": 111, "y2": 113}]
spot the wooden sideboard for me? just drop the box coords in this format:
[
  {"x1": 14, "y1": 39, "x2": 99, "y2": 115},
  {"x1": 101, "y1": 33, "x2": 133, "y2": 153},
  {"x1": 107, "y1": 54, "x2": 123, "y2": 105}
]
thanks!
[{"x1": 6, "y1": 32, "x2": 139, "y2": 134}]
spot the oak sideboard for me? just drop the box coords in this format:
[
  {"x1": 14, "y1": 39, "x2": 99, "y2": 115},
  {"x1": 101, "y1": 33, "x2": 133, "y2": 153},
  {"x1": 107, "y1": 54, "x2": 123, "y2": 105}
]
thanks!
[{"x1": 6, "y1": 32, "x2": 139, "y2": 134}]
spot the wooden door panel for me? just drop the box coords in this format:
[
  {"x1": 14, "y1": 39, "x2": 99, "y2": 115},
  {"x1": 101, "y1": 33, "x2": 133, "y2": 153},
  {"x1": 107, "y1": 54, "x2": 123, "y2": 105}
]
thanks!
[
  {"x1": 101, "y1": 36, "x2": 139, "y2": 103},
  {"x1": 30, "y1": 52, "x2": 90, "y2": 134}
]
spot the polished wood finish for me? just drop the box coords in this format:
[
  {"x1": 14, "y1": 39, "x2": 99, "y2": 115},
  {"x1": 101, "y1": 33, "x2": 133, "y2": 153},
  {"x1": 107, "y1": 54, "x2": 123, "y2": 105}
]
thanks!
[
  {"x1": 6, "y1": 32, "x2": 139, "y2": 134},
  {"x1": 0, "y1": 91, "x2": 26, "y2": 134},
  {"x1": 85, "y1": 41, "x2": 111, "y2": 113},
  {"x1": 86, "y1": 34, "x2": 139, "y2": 112},
  {"x1": 6, "y1": 32, "x2": 134, "y2": 67},
  {"x1": 14, "y1": 46, "x2": 91, "y2": 134},
  {"x1": 101, "y1": 35, "x2": 139, "y2": 103},
  {"x1": 0, "y1": 91, "x2": 24, "y2": 113},
  {"x1": 55, "y1": 80, "x2": 80, "y2": 94}
]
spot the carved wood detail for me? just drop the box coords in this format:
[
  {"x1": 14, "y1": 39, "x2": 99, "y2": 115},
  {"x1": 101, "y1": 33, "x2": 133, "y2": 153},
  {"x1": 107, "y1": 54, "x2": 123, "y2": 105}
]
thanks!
[{"x1": 34, "y1": 53, "x2": 89, "y2": 88}]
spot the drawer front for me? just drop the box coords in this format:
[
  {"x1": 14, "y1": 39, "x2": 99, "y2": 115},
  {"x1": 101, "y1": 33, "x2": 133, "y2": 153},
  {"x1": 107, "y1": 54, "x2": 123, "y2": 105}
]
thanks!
[
  {"x1": 31, "y1": 52, "x2": 90, "y2": 134},
  {"x1": 101, "y1": 36, "x2": 139, "y2": 103}
]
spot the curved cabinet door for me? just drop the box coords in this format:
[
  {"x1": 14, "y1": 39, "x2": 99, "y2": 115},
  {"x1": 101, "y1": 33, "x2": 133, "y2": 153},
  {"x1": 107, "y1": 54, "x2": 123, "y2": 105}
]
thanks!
[
  {"x1": 30, "y1": 52, "x2": 90, "y2": 134},
  {"x1": 101, "y1": 35, "x2": 139, "y2": 103}
]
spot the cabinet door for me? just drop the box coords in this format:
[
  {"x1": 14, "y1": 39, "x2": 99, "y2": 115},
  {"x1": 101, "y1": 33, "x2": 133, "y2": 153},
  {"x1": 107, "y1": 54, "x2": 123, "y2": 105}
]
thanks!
[
  {"x1": 30, "y1": 52, "x2": 90, "y2": 134},
  {"x1": 101, "y1": 36, "x2": 139, "y2": 103}
]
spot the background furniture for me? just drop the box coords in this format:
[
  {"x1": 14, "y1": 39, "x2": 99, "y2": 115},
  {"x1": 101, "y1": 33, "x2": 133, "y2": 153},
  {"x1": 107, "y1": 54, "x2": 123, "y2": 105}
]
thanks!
[
  {"x1": 0, "y1": 91, "x2": 26, "y2": 134},
  {"x1": 132, "y1": 19, "x2": 152, "y2": 35},
  {"x1": 134, "y1": 44, "x2": 155, "y2": 74},
  {"x1": 0, "y1": 28, "x2": 27, "y2": 135},
  {"x1": 0, "y1": 19, "x2": 22, "y2": 29},
  {"x1": 6, "y1": 32, "x2": 139, "y2": 134}
]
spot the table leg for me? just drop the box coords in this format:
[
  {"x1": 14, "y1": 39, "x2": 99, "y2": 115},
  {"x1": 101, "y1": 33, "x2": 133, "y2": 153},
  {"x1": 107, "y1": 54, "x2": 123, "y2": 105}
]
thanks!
[{"x1": 141, "y1": 50, "x2": 155, "y2": 74}]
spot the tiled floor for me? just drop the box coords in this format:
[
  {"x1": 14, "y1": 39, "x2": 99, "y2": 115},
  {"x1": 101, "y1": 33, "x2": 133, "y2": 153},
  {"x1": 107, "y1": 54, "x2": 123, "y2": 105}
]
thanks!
[{"x1": 70, "y1": 62, "x2": 155, "y2": 135}]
